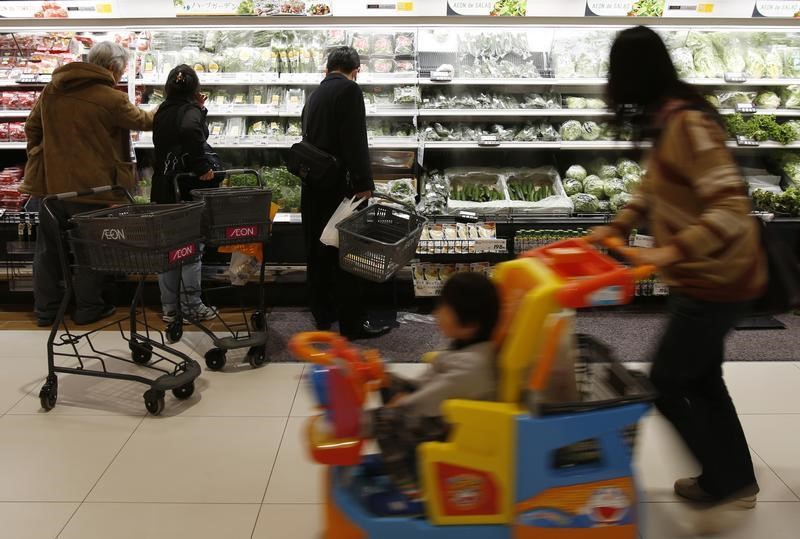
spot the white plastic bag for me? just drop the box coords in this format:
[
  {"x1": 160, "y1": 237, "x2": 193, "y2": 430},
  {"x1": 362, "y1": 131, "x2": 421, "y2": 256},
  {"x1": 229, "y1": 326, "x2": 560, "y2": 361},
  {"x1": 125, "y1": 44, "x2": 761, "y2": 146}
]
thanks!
[{"x1": 320, "y1": 196, "x2": 364, "y2": 248}]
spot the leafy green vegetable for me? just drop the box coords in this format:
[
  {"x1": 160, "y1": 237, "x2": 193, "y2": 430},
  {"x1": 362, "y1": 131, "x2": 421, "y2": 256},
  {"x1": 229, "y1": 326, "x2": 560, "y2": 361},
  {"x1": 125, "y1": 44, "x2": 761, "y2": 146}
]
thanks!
[
  {"x1": 727, "y1": 113, "x2": 798, "y2": 145},
  {"x1": 583, "y1": 176, "x2": 606, "y2": 199},
  {"x1": 752, "y1": 187, "x2": 800, "y2": 216},
  {"x1": 581, "y1": 122, "x2": 601, "y2": 141},
  {"x1": 489, "y1": 0, "x2": 526, "y2": 16},
  {"x1": 570, "y1": 193, "x2": 600, "y2": 213},
  {"x1": 565, "y1": 165, "x2": 587, "y2": 182},
  {"x1": 627, "y1": 0, "x2": 664, "y2": 17},
  {"x1": 236, "y1": 0, "x2": 254, "y2": 15},
  {"x1": 604, "y1": 178, "x2": 625, "y2": 198},
  {"x1": 623, "y1": 173, "x2": 641, "y2": 193},
  {"x1": 610, "y1": 193, "x2": 633, "y2": 213},
  {"x1": 755, "y1": 91, "x2": 781, "y2": 109},
  {"x1": 563, "y1": 178, "x2": 583, "y2": 196},
  {"x1": 616, "y1": 159, "x2": 641, "y2": 177},
  {"x1": 565, "y1": 97, "x2": 587, "y2": 110},
  {"x1": 783, "y1": 85, "x2": 800, "y2": 109},
  {"x1": 598, "y1": 165, "x2": 618, "y2": 180},
  {"x1": 560, "y1": 120, "x2": 582, "y2": 142}
]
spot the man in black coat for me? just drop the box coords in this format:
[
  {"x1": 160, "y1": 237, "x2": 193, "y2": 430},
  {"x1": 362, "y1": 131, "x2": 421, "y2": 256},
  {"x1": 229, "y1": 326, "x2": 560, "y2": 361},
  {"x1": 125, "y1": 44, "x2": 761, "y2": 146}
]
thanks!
[{"x1": 301, "y1": 47, "x2": 390, "y2": 340}]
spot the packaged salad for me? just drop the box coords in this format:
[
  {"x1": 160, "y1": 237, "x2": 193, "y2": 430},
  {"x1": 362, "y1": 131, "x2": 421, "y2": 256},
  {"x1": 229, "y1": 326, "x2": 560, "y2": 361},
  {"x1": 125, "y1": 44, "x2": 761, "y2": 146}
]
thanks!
[
  {"x1": 372, "y1": 34, "x2": 395, "y2": 56},
  {"x1": 395, "y1": 32, "x2": 415, "y2": 56}
]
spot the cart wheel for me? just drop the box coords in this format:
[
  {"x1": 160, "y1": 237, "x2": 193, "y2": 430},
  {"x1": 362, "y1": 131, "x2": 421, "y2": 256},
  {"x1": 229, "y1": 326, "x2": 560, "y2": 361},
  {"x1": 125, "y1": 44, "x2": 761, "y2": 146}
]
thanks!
[
  {"x1": 246, "y1": 346, "x2": 267, "y2": 368},
  {"x1": 172, "y1": 381, "x2": 195, "y2": 400},
  {"x1": 166, "y1": 322, "x2": 183, "y2": 344},
  {"x1": 131, "y1": 341, "x2": 153, "y2": 365},
  {"x1": 204, "y1": 348, "x2": 226, "y2": 371},
  {"x1": 250, "y1": 311, "x2": 266, "y2": 331},
  {"x1": 39, "y1": 383, "x2": 57, "y2": 411},
  {"x1": 143, "y1": 389, "x2": 165, "y2": 416}
]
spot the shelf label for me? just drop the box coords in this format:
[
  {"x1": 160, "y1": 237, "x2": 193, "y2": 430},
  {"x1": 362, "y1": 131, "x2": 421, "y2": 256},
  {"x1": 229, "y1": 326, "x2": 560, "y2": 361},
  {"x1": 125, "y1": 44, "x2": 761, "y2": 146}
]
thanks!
[
  {"x1": 479, "y1": 135, "x2": 500, "y2": 146},
  {"x1": 630, "y1": 234, "x2": 654, "y2": 248},
  {"x1": 724, "y1": 72, "x2": 748, "y2": 83},
  {"x1": 736, "y1": 102, "x2": 757, "y2": 114},
  {"x1": 654, "y1": 282, "x2": 670, "y2": 296},
  {"x1": 474, "y1": 239, "x2": 507, "y2": 253},
  {"x1": 430, "y1": 71, "x2": 453, "y2": 82},
  {"x1": 736, "y1": 135, "x2": 760, "y2": 147}
]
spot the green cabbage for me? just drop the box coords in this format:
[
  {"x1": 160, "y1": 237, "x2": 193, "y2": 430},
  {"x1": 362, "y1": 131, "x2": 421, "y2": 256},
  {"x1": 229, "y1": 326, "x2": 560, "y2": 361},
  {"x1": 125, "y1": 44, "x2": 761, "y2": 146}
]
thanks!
[
  {"x1": 597, "y1": 200, "x2": 612, "y2": 213},
  {"x1": 585, "y1": 98, "x2": 607, "y2": 110},
  {"x1": 581, "y1": 122, "x2": 602, "y2": 141},
  {"x1": 693, "y1": 49, "x2": 726, "y2": 78},
  {"x1": 583, "y1": 176, "x2": 606, "y2": 199},
  {"x1": 671, "y1": 47, "x2": 695, "y2": 78},
  {"x1": 746, "y1": 49, "x2": 766, "y2": 79},
  {"x1": 765, "y1": 49, "x2": 783, "y2": 79},
  {"x1": 560, "y1": 120, "x2": 583, "y2": 141},
  {"x1": 610, "y1": 193, "x2": 633, "y2": 212},
  {"x1": 783, "y1": 48, "x2": 800, "y2": 78},
  {"x1": 570, "y1": 193, "x2": 600, "y2": 213},
  {"x1": 565, "y1": 97, "x2": 587, "y2": 109},
  {"x1": 783, "y1": 85, "x2": 800, "y2": 109},
  {"x1": 623, "y1": 173, "x2": 641, "y2": 193},
  {"x1": 756, "y1": 91, "x2": 781, "y2": 109},
  {"x1": 604, "y1": 178, "x2": 625, "y2": 198},
  {"x1": 598, "y1": 165, "x2": 618, "y2": 180},
  {"x1": 565, "y1": 165, "x2": 588, "y2": 181},
  {"x1": 616, "y1": 159, "x2": 641, "y2": 177},
  {"x1": 563, "y1": 178, "x2": 584, "y2": 196}
]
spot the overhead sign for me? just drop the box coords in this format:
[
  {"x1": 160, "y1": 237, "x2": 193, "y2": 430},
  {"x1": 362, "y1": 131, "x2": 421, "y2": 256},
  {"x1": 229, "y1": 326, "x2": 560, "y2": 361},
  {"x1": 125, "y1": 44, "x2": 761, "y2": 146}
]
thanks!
[
  {"x1": 753, "y1": 1, "x2": 800, "y2": 17},
  {"x1": 447, "y1": 0, "x2": 527, "y2": 16},
  {"x1": 0, "y1": 1, "x2": 117, "y2": 18}
]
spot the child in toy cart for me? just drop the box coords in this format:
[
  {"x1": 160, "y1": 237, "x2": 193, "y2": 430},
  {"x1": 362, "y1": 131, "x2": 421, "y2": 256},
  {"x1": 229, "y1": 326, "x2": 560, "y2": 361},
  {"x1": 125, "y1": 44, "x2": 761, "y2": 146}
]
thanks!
[{"x1": 362, "y1": 272, "x2": 500, "y2": 516}]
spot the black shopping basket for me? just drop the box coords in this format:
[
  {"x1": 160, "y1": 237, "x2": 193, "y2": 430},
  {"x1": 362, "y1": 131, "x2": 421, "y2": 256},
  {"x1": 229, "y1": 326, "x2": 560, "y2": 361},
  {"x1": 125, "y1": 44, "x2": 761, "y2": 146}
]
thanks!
[
  {"x1": 336, "y1": 199, "x2": 427, "y2": 283},
  {"x1": 68, "y1": 202, "x2": 205, "y2": 274},
  {"x1": 190, "y1": 186, "x2": 273, "y2": 246}
]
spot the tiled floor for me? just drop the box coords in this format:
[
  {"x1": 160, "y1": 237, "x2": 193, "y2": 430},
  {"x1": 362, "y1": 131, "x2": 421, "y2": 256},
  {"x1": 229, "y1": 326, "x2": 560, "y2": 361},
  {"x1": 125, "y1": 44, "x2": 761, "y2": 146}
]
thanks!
[{"x1": 0, "y1": 330, "x2": 799, "y2": 538}]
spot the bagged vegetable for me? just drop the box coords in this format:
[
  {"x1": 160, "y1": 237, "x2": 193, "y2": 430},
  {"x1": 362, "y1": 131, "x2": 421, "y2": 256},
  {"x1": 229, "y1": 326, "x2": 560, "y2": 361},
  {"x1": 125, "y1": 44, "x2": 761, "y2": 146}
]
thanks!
[
  {"x1": 583, "y1": 176, "x2": 606, "y2": 199},
  {"x1": 565, "y1": 97, "x2": 587, "y2": 109},
  {"x1": 717, "y1": 92, "x2": 756, "y2": 108},
  {"x1": 783, "y1": 48, "x2": 800, "y2": 78},
  {"x1": 597, "y1": 200, "x2": 612, "y2": 213},
  {"x1": 610, "y1": 193, "x2": 633, "y2": 213},
  {"x1": 395, "y1": 32, "x2": 415, "y2": 56},
  {"x1": 746, "y1": 49, "x2": 766, "y2": 79},
  {"x1": 560, "y1": 120, "x2": 582, "y2": 141},
  {"x1": 765, "y1": 48, "x2": 783, "y2": 79},
  {"x1": 565, "y1": 165, "x2": 588, "y2": 181},
  {"x1": 604, "y1": 178, "x2": 625, "y2": 198},
  {"x1": 671, "y1": 47, "x2": 696, "y2": 78},
  {"x1": 622, "y1": 173, "x2": 641, "y2": 193},
  {"x1": 585, "y1": 97, "x2": 607, "y2": 110},
  {"x1": 783, "y1": 85, "x2": 800, "y2": 109},
  {"x1": 581, "y1": 122, "x2": 601, "y2": 141},
  {"x1": 755, "y1": 91, "x2": 781, "y2": 109},
  {"x1": 570, "y1": 193, "x2": 600, "y2": 213},
  {"x1": 563, "y1": 178, "x2": 583, "y2": 196},
  {"x1": 616, "y1": 158, "x2": 641, "y2": 177}
]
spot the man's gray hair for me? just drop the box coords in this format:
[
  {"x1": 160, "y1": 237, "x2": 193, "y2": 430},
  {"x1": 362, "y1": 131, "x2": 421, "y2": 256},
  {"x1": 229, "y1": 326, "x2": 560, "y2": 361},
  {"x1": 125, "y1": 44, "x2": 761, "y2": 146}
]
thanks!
[{"x1": 87, "y1": 41, "x2": 128, "y2": 73}]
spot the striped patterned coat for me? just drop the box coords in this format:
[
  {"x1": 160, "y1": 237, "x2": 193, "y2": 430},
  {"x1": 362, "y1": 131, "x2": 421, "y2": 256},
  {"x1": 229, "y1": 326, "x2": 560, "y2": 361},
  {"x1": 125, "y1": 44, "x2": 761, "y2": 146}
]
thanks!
[{"x1": 611, "y1": 105, "x2": 767, "y2": 302}]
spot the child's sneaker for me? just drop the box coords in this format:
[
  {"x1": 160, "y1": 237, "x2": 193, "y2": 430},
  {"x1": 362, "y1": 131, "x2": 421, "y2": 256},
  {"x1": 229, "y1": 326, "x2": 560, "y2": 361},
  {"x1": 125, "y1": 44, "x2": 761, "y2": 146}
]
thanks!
[{"x1": 162, "y1": 311, "x2": 179, "y2": 323}]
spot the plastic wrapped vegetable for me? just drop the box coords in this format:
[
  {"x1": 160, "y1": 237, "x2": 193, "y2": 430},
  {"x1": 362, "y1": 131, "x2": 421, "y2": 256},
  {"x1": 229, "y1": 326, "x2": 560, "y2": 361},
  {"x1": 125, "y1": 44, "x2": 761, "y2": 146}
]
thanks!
[
  {"x1": 597, "y1": 200, "x2": 612, "y2": 213},
  {"x1": 671, "y1": 47, "x2": 696, "y2": 78},
  {"x1": 570, "y1": 193, "x2": 600, "y2": 213},
  {"x1": 560, "y1": 120, "x2": 583, "y2": 141},
  {"x1": 565, "y1": 97, "x2": 587, "y2": 109},
  {"x1": 693, "y1": 48, "x2": 726, "y2": 78},
  {"x1": 783, "y1": 48, "x2": 800, "y2": 78},
  {"x1": 765, "y1": 49, "x2": 783, "y2": 79},
  {"x1": 717, "y1": 92, "x2": 756, "y2": 108},
  {"x1": 565, "y1": 165, "x2": 587, "y2": 181},
  {"x1": 563, "y1": 178, "x2": 584, "y2": 196},
  {"x1": 581, "y1": 122, "x2": 601, "y2": 141},
  {"x1": 755, "y1": 91, "x2": 781, "y2": 109},
  {"x1": 746, "y1": 49, "x2": 766, "y2": 79},
  {"x1": 598, "y1": 165, "x2": 618, "y2": 180},
  {"x1": 372, "y1": 34, "x2": 394, "y2": 56},
  {"x1": 783, "y1": 85, "x2": 800, "y2": 109},
  {"x1": 585, "y1": 97, "x2": 607, "y2": 110},
  {"x1": 583, "y1": 176, "x2": 606, "y2": 199},
  {"x1": 395, "y1": 32, "x2": 415, "y2": 56},
  {"x1": 712, "y1": 34, "x2": 746, "y2": 73},
  {"x1": 705, "y1": 94, "x2": 721, "y2": 108},
  {"x1": 622, "y1": 173, "x2": 641, "y2": 193},
  {"x1": 616, "y1": 159, "x2": 640, "y2": 177},
  {"x1": 610, "y1": 192, "x2": 633, "y2": 213},
  {"x1": 783, "y1": 156, "x2": 800, "y2": 189},
  {"x1": 604, "y1": 178, "x2": 625, "y2": 198}
]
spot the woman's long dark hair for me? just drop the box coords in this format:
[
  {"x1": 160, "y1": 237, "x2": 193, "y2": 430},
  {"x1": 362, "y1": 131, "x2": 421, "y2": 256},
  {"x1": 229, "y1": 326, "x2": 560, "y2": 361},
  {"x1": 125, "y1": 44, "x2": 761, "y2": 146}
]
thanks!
[
  {"x1": 606, "y1": 26, "x2": 721, "y2": 140},
  {"x1": 164, "y1": 64, "x2": 200, "y2": 101}
]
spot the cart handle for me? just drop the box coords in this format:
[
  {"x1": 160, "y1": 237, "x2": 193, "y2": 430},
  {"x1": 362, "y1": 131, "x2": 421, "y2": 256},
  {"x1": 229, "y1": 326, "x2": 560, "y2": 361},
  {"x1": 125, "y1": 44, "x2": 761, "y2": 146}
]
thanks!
[
  {"x1": 173, "y1": 168, "x2": 264, "y2": 202},
  {"x1": 600, "y1": 237, "x2": 656, "y2": 281},
  {"x1": 289, "y1": 331, "x2": 387, "y2": 386},
  {"x1": 41, "y1": 185, "x2": 134, "y2": 220}
]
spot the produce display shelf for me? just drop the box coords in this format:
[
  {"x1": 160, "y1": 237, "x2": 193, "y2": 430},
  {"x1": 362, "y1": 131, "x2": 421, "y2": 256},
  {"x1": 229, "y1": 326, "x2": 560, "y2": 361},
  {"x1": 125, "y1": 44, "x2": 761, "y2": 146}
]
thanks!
[
  {"x1": 133, "y1": 138, "x2": 419, "y2": 150},
  {"x1": 418, "y1": 109, "x2": 613, "y2": 118},
  {"x1": 420, "y1": 77, "x2": 800, "y2": 88},
  {"x1": 0, "y1": 143, "x2": 29, "y2": 150},
  {"x1": 0, "y1": 111, "x2": 32, "y2": 118},
  {"x1": 423, "y1": 141, "x2": 800, "y2": 150},
  {"x1": 138, "y1": 74, "x2": 419, "y2": 87}
]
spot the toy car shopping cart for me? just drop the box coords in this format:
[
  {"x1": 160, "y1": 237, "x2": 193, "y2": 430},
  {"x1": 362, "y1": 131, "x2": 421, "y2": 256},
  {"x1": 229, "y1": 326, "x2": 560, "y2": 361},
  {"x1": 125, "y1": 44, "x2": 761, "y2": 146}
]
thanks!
[
  {"x1": 168, "y1": 169, "x2": 272, "y2": 371},
  {"x1": 39, "y1": 186, "x2": 203, "y2": 416},
  {"x1": 288, "y1": 237, "x2": 655, "y2": 539}
]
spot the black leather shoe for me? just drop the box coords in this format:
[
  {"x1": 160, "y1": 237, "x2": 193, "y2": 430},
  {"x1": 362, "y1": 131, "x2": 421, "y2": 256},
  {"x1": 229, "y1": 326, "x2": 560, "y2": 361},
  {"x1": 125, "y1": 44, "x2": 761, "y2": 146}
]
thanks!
[
  {"x1": 73, "y1": 304, "x2": 116, "y2": 326},
  {"x1": 344, "y1": 321, "x2": 391, "y2": 341},
  {"x1": 36, "y1": 317, "x2": 55, "y2": 328}
]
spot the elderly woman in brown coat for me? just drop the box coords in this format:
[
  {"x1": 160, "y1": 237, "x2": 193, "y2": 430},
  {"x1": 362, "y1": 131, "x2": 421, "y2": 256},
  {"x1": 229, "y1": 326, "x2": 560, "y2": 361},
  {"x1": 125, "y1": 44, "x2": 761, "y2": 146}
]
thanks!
[{"x1": 21, "y1": 41, "x2": 154, "y2": 326}]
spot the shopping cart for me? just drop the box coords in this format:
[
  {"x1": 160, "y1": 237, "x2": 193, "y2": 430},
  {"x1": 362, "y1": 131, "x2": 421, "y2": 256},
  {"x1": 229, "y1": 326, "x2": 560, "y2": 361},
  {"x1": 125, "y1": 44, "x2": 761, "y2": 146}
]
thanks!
[
  {"x1": 39, "y1": 186, "x2": 203, "y2": 416},
  {"x1": 336, "y1": 195, "x2": 427, "y2": 283},
  {"x1": 168, "y1": 169, "x2": 272, "y2": 371}
]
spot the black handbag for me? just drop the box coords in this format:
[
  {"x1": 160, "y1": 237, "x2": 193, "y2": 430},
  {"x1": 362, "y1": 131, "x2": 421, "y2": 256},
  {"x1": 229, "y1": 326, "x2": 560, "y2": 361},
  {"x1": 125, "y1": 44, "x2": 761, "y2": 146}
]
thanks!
[
  {"x1": 288, "y1": 139, "x2": 341, "y2": 189},
  {"x1": 162, "y1": 104, "x2": 226, "y2": 178},
  {"x1": 751, "y1": 218, "x2": 800, "y2": 315}
]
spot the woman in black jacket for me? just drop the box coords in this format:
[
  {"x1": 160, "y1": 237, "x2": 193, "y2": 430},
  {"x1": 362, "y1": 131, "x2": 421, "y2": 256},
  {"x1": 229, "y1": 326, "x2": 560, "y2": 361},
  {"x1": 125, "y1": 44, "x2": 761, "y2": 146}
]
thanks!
[{"x1": 152, "y1": 65, "x2": 218, "y2": 322}]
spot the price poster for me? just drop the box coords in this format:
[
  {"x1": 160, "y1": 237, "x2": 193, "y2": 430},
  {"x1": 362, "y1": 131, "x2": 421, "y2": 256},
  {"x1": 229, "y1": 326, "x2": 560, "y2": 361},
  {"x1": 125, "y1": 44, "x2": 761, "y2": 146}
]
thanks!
[
  {"x1": 0, "y1": 1, "x2": 116, "y2": 18},
  {"x1": 585, "y1": 0, "x2": 665, "y2": 17},
  {"x1": 447, "y1": 0, "x2": 528, "y2": 16},
  {"x1": 753, "y1": 1, "x2": 800, "y2": 17}
]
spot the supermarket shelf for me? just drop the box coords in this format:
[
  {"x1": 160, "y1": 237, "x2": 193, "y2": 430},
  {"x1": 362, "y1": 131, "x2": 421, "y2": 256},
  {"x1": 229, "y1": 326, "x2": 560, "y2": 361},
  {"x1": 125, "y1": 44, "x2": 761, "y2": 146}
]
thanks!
[
  {"x1": 0, "y1": 143, "x2": 28, "y2": 150},
  {"x1": 138, "y1": 74, "x2": 418, "y2": 87},
  {"x1": 423, "y1": 141, "x2": 638, "y2": 150},
  {"x1": 419, "y1": 77, "x2": 800, "y2": 88},
  {"x1": 418, "y1": 109, "x2": 612, "y2": 118},
  {"x1": 717, "y1": 109, "x2": 800, "y2": 117},
  {"x1": 725, "y1": 141, "x2": 800, "y2": 149},
  {"x1": 134, "y1": 138, "x2": 418, "y2": 150},
  {"x1": 0, "y1": 111, "x2": 30, "y2": 118}
]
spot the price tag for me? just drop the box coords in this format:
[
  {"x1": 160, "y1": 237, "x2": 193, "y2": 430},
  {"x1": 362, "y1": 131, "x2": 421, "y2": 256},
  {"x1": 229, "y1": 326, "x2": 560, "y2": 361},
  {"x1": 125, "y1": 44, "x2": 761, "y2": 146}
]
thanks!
[
  {"x1": 736, "y1": 135, "x2": 760, "y2": 147},
  {"x1": 430, "y1": 71, "x2": 453, "y2": 83},
  {"x1": 288, "y1": 213, "x2": 302, "y2": 224},
  {"x1": 724, "y1": 72, "x2": 748, "y2": 83},
  {"x1": 630, "y1": 234, "x2": 654, "y2": 248},
  {"x1": 456, "y1": 211, "x2": 479, "y2": 222},
  {"x1": 474, "y1": 239, "x2": 507, "y2": 254},
  {"x1": 479, "y1": 135, "x2": 500, "y2": 146},
  {"x1": 653, "y1": 282, "x2": 670, "y2": 296},
  {"x1": 736, "y1": 103, "x2": 757, "y2": 114}
]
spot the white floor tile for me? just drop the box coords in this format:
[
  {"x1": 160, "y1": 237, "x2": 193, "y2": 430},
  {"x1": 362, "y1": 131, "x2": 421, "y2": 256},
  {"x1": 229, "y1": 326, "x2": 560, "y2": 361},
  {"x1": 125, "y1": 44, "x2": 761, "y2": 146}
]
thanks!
[
  {"x1": 87, "y1": 417, "x2": 285, "y2": 503},
  {"x1": 740, "y1": 415, "x2": 800, "y2": 499},
  {"x1": 635, "y1": 413, "x2": 798, "y2": 503},
  {"x1": 642, "y1": 501, "x2": 800, "y2": 539},
  {"x1": 265, "y1": 417, "x2": 325, "y2": 504},
  {"x1": 59, "y1": 503, "x2": 260, "y2": 539},
  {"x1": 0, "y1": 330, "x2": 52, "y2": 358},
  {"x1": 0, "y1": 502, "x2": 78, "y2": 539},
  {"x1": 0, "y1": 354, "x2": 47, "y2": 415},
  {"x1": 164, "y1": 363, "x2": 303, "y2": 418},
  {"x1": 253, "y1": 504, "x2": 323, "y2": 539},
  {"x1": 0, "y1": 415, "x2": 141, "y2": 501},
  {"x1": 724, "y1": 362, "x2": 800, "y2": 414}
]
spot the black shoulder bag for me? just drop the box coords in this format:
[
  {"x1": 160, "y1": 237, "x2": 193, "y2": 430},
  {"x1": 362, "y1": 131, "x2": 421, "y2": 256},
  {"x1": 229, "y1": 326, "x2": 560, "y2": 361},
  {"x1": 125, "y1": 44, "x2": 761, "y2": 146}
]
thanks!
[
  {"x1": 751, "y1": 218, "x2": 800, "y2": 315},
  {"x1": 162, "y1": 103, "x2": 226, "y2": 178},
  {"x1": 287, "y1": 107, "x2": 342, "y2": 189}
]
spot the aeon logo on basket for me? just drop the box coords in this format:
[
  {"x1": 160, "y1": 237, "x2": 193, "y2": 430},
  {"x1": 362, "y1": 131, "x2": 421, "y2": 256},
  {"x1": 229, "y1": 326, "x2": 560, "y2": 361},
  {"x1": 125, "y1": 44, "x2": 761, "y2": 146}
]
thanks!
[
  {"x1": 100, "y1": 228, "x2": 126, "y2": 240},
  {"x1": 169, "y1": 243, "x2": 197, "y2": 264},
  {"x1": 226, "y1": 225, "x2": 258, "y2": 239}
]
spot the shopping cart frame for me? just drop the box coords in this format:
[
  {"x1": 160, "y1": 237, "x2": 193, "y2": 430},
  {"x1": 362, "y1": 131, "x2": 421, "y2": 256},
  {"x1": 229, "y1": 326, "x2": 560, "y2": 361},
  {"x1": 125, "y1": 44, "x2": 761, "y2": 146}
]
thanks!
[
  {"x1": 168, "y1": 169, "x2": 271, "y2": 371},
  {"x1": 39, "y1": 186, "x2": 201, "y2": 416}
]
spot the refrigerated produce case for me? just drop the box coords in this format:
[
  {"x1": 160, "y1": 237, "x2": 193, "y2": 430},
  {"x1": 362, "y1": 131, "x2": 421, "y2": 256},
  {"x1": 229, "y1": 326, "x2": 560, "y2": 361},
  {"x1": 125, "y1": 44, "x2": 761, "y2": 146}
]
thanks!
[{"x1": 1, "y1": 15, "x2": 799, "y2": 301}]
